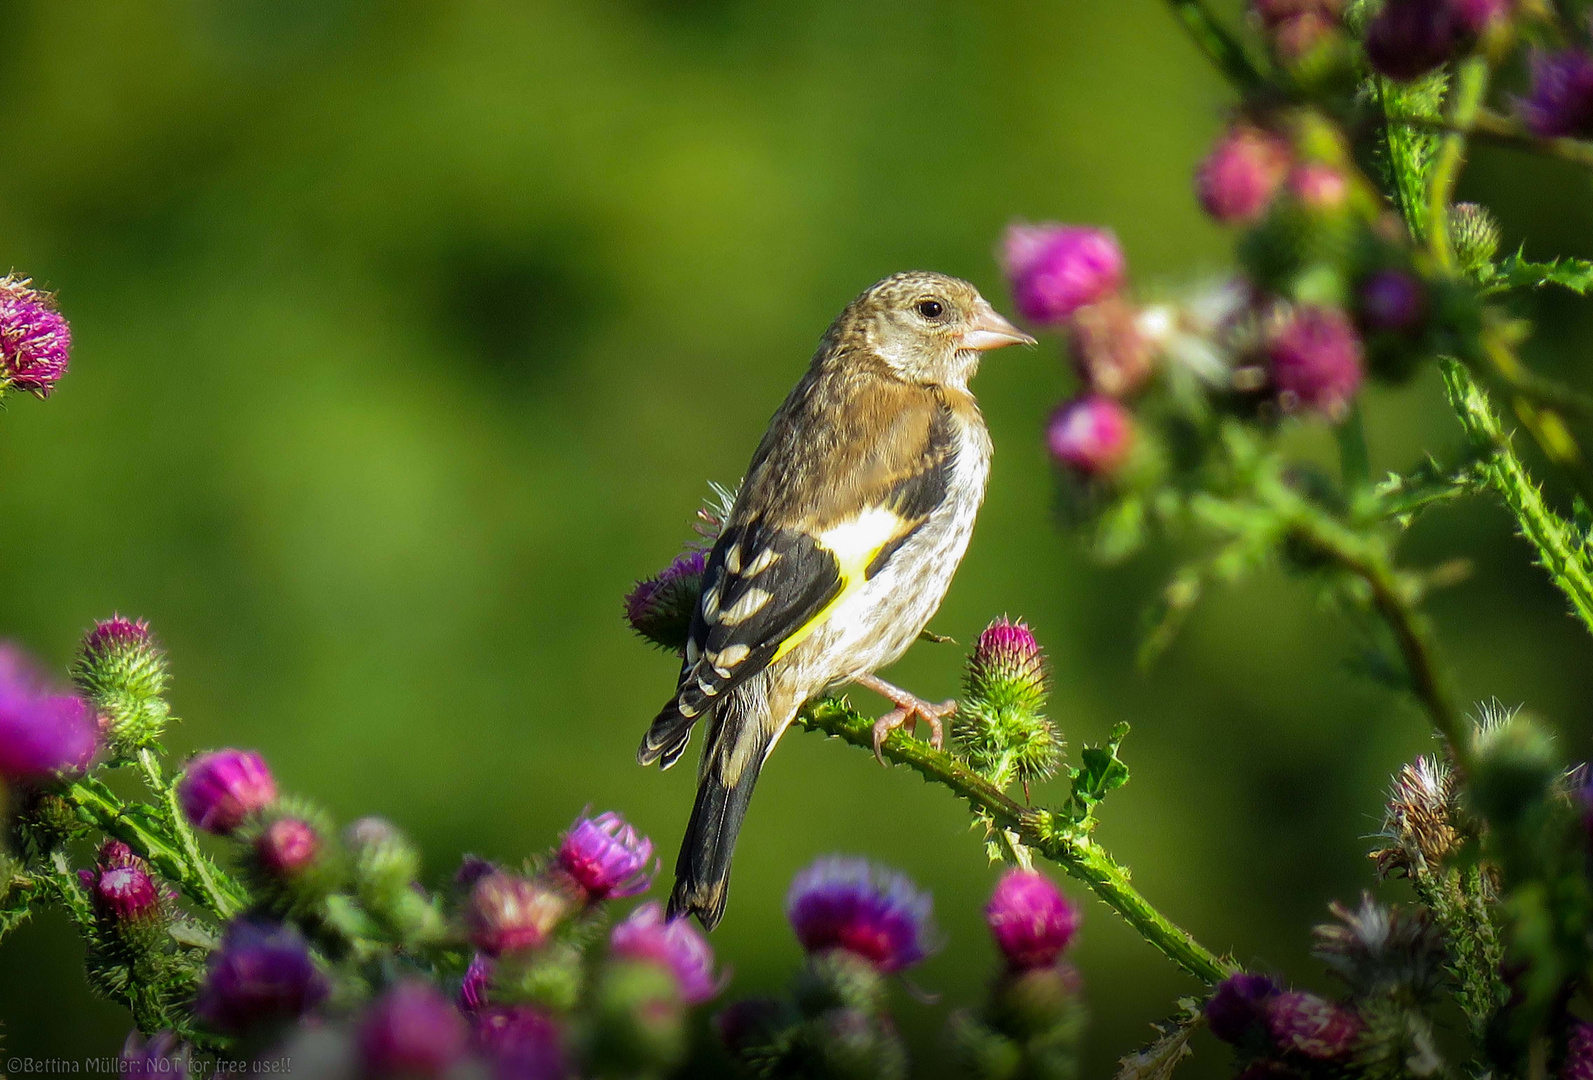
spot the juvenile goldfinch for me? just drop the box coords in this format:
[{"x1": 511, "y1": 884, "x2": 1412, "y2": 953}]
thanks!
[{"x1": 638, "y1": 271, "x2": 1033, "y2": 930}]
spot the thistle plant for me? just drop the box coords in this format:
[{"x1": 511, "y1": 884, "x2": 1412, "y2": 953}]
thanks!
[{"x1": 8, "y1": 0, "x2": 1593, "y2": 1074}]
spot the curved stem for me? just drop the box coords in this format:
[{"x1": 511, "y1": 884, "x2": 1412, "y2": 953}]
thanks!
[
  {"x1": 797, "y1": 698, "x2": 1238, "y2": 985},
  {"x1": 1161, "y1": 0, "x2": 1265, "y2": 93}
]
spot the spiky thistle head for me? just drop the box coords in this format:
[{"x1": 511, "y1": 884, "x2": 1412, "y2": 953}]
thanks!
[
  {"x1": 955, "y1": 618, "x2": 1061, "y2": 789},
  {"x1": 1311, "y1": 894, "x2": 1447, "y2": 1001},
  {"x1": 72, "y1": 615, "x2": 171, "y2": 758},
  {"x1": 1370, "y1": 755, "x2": 1460, "y2": 879},
  {"x1": 1448, "y1": 202, "x2": 1501, "y2": 276},
  {"x1": 624, "y1": 548, "x2": 707, "y2": 653},
  {"x1": 0, "y1": 275, "x2": 70, "y2": 399}
]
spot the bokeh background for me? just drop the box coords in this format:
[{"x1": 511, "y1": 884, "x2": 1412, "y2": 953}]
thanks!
[{"x1": 1, "y1": 0, "x2": 1590, "y2": 1074}]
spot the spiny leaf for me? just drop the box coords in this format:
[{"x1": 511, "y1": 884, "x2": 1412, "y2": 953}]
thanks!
[
  {"x1": 1069, "y1": 722, "x2": 1131, "y2": 820},
  {"x1": 1490, "y1": 250, "x2": 1593, "y2": 295},
  {"x1": 1115, "y1": 1000, "x2": 1203, "y2": 1080}
]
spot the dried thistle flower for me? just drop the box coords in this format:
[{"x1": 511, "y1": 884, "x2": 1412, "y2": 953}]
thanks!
[
  {"x1": 1311, "y1": 893, "x2": 1447, "y2": 1001},
  {"x1": 1371, "y1": 755, "x2": 1460, "y2": 879}
]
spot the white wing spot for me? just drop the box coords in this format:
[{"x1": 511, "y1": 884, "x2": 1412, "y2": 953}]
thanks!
[
  {"x1": 701, "y1": 585, "x2": 721, "y2": 620},
  {"x1": 715, "y1": 643, "x2": 750, "y2": 667},
  {"x1": 718, "y1": 587, "x2": 772, "y2": 626},
  {"x1": 725, "y1": 545, "x2": 743, "y2": 574},
  {"x1": 745, "y1": 548, "x2": 779, "y2": 575}
]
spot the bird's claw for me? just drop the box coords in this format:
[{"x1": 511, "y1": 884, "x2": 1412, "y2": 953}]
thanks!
[{"x1": 871, "y1": 698, "x2": 956, "y2": 765}]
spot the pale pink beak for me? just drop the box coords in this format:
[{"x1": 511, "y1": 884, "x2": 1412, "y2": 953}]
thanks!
[{"x1": 959, "y1": 301, "x2": 1037, "y2": 352}]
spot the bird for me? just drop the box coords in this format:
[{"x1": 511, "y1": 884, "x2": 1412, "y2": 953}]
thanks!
[{"x1": 637, "y1": 270, "x2": 1034, "y2": 930}]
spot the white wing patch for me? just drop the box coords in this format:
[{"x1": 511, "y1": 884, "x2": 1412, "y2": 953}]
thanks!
[{"x1": 718, "y1": 587, "x2": 772, "y2": 626}]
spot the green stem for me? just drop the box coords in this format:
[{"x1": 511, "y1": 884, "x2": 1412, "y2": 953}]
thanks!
[
  {"x1": 1389, "y1": 110, "x2": 1593, "y2": 171},
  {"x1": 797, "y1": 699, "x2": 1237, "y2": 985},
  {"x1": 66, "y1": 776, "x2": 248, "y2": 917},
  {"x1": 137, "y1": 747, "x2": 238, "y2": 919},
  {"x1": 1428, "y1": 58, "x2": 1490, "y2": 271},
  {"x1": 1161, "y1": 0, "x2": 1266, "y2": 93},
  {"x1": 1439, "y1": 360, "x2": 1593, "y2": 635},
  {"x1": 1337, "y1": 402, "x2": 1372, "y2": 491}
]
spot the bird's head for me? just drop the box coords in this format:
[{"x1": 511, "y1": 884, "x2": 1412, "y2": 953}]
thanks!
[{"x1": 836, "y1": 271, "x2": 1035, "y2": 390}]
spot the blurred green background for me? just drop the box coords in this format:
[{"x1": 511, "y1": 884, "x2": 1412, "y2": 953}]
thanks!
[{"x1": 1, "y1": 0, "x2": 1590, "y2": 1074}]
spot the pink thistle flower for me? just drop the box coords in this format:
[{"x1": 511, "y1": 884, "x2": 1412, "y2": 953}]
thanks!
[
  {"x1": 785, "y1": 857, "x2": 936, "y2": 975},
  {"x1": 557, "y1": 810, "x2": 656, "y2": 901},
  {"x1": 610, "y1": 901, "x2": 723, "y2": 1004},
  {"x1": 1001, "y1": 224, "x2": 1126, "y2": 325},
  {"x1": 985, "y1": 869, "x2": 1080, "y2": 970},
  {"x1": 177, "y1": 749, "x2": 278, "y2": 835},
  {"x1": 1196, "y1": 124, "x2": 1293, "y2": 225},
  {"x1": 1046, "y1": 395, "x2": 1137, "y2": 477},
  {"x1": 0, "y1": 276, "x2": 70, "y2": 398}
]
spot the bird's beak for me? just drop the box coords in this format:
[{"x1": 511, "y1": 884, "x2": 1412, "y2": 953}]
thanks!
[{"x1": 958, "y1": 302, "x2": 1037, "y2": 352}]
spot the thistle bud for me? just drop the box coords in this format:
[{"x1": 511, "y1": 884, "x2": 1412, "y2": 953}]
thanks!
[
  {"x1": 1358, "y1": 269, "x2": 1428, "y2": 334},
  {"x1": 472, "y1": 1005, "x2": 568, "y2": 1080},
  {"x1": 356, "y1": 980, "x2": 469, "y2": 1078},
  {"x1": 609, "y1": 900, "x2": 722, "y2": 1004},
  {"x1": 624, "y1": 548, "x2": 706, "y2": 653},
  {"x1": 786, "y1": 857, "x2": 936, "y2": 975},
  {"x1": 1517, "y1": 50, "x2": 1593, "y2": 139},
  {"x1": 1196, "y1": 124, "x2": 1293, "y2": 226},
  {"x1": 177, "y1": 749, "x2": 277, "y2": 835},
  {"x1": 1470, "y1": 711, "x2": 1559, "y2": 830},
  {"x1": 987, "y1": 962, "x2": 1087, "y2": 1045},
  {"x1": 1448, "y1": 202, "x2": 1501, "y2": 275},
  {"x1": 590, "y1": 956, "x2": 689, "y2": 1076},
  {"x1": 1046, "y1": 395, "x2": 1137, "y2": 477},
  {"x1": 985, "y1": 870, "x2": 1080, "y2": 971},
  {"x1": 956, "y1": 620, "x2": 1061, "y2": 790},
  {"x1": 556, "y1": 810, "x2": 656, "y2": 901},
  {"x1": 0, "y1": 276, "x2": 70, "y2": 398},
  {"x1": 1313, "y1": 895, "x2": 1448, "y2": 1002},
  {"x1": 196, "y1": 920, "x2": 328, "y2": 1034},
  {"x1": 72, "y1": 616, "x2": 170, "y2": 757},
  {"x1": 1069, "y1": 297, "x2": 1154, "y2": 397},
  {"x1": 1363, "y1": 0, "x2": 1461, "y2": 81},
  {"x1": 809, "y1": 1007, "x2": 909, "y2": 1080},
  {"x1": 1266, "y1": 305, "x2": 1364, "y2": 420},
  {"x1": 89, "y1": 842, "x2": 160, "y2": 924},
  {"x1": 466, "y1": 872, "x2": 571, "y2": 956},
  {"x1": 1206, "y1": 972, "x2": 1282, "y2": 1045},
  {"x1": 1001, "y1": 223, "x2": 1126, "y2": 325},
  {"x1": 1264, "y1": 991, "x2": 1362, "y2": 1060},
  {"x1": 256, "y1": 817, "x2": 322, "y2": 878}
]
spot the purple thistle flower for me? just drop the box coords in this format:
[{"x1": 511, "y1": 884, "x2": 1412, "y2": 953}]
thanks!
[
  {"x1": 473, "y1": 1005, "x2": 569, "y2": 1080},
  {"x1": 1363, "y1": 0, "x2": 1461, "y2": 81},
  {"x1": 83, "y1": 615, "x2": 153, "y2": 657},
  {"x1": 0, "y1": 276, "x2": 70, "y2": 398},
  {"x1": 177, "y1": 749, "x2": 278, "y2": 835},
  {"x1": 0, "y1": 692, "x2": 98, "y2": 783},
  {"x1": 985, "y1": 869, "x2": 1080, "y2": 970},
  {"x1": 460, "y1": 953, "x2": 494, "y2": 1013},
  {"x1": 1267, "y1": 306, "x2": 1364, "y2": 419},
  {"x1": 196, "y1": 920, "x2": 328, "y2": 1033},
  {"x1": 624, "y1": 548, "x2": 707, "y2": 652},
  {"x1": 255, "y1": 817, "x2": 322, "y2": 877},
  {"x1": 1265, "y1": 990, "x2": 1362, "y2": 1060},
  {"x1": 456, "y1": 854, "x2": 499, "y2": 891},
  {"x1": 1046, "y1": 395, "x2": 1137, "y2": 477},
  {"x1": 965, "y1": 617, "x2": 1049, "y2": 713},
  {"x1": 1563, "y1": 1021, "x2": 1593, "y2": 1080},
  {"x1": 610, "y1": 901, "x2": 723, "y2": 1004},
  {"x1": 1517, "y1": 50, "x2": 1593, "y2": 139},
  {"x1": 119, "y1": 1031, "x2": 192, "y2": 1077},
  {"x1": 466, "y1": 872, "x2": 571, "y2": 956},
  {"x1": 786, "y1": 856, "x2": 937, "y2": 975},
  {"x1": 1206, "y1": 972, "x2": 1283, "y2": 1044},
  {"x1": 356, "y1": 980, "x2": 469, "y2": 1077},
  {"x1": 1359, "y1": 270, "x2": 1428, "y2": 334},
  {"x1": 1001, "y1": 223, "x2": 1126, "y2": 325},
  {"x1": 557, "y1": 810, "x2": 656, "y2": 901},
  {"x1": 1196, "y1": 124, "x2": 1293, "y2": 225},
  {"x1": 89, "y1": 840, "x2": 161, "y2": 924}
]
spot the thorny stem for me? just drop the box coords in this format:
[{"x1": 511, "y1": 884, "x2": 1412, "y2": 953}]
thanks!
[
  {"x1": 1162, "y1": 0, "x2": 1265, "y2": 93},
  {"x1": 1390, "y1": 110, "x2": 1593, "y2": 171},
  {"x1": 138, "y1": 747, "x2": 238, "y2": 920},
  {"x1": 797, "y1": 698, "x2": 1238, "y2": 985},
  {"x1": 1439, "y1": 361, "x2": 1593, "y2": 635},
  {"x1": 1429, "y1": 58, "x2": 1490, "y2": 271}
]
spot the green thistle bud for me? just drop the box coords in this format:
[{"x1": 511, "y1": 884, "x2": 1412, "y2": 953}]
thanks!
[
  {"x1": 236, "y1": 800, "x2": 346, "y2": 918},
  {"x1": 955, "y1": 618, "x2": 1061, "y2": 790},
  {"x1": 1447, "y1": 203, "x2": 1500, "y2": 277},
  {"x1": 949, "y1": 1011, "x2": 1023, "y2": 1080},
  {"x1": 988, "y1": 963, "x2": 1087, "y2": 1044},
  {"x1": 589, "y1": 958, "x2": 688, "y2": 1075},
  {"x1": 345, "y1": 816, "x2": 443, "y2": 943},
  {"x1": 1469, "y1": 708, "x2": 1559, "y2": 831},
  {"x1": 72, "y1": 616, "x2": 170, "y2": 758},
  {"x1": 808, "y1": 1007, "x2": 908, "y2": 1080},
  {"x1": 793, "y1": 948, "x2": 887, "y2": 1018}
]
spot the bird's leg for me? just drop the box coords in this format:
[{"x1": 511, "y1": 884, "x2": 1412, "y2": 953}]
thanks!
[{"x1": 852, "y1": 673, "x2": 956, "y2": 765}]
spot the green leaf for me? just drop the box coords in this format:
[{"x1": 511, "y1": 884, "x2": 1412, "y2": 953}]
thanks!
[
  {"x1": 1115, "y1": 1001, "x2": 1203, "y2": 1080},
  {"x1": 1069, "y1": 722, "x2": 1131, "y2": 820},
  {"x1": 1490, "y1": 250, "x2": 1593, "y2": 295},
  {"x1": 0, "y1": 872, "x2": 37, "y2": 944}
]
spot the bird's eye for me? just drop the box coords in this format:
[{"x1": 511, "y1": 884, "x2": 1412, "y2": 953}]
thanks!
[{"x1": 915, "y1": 298, "x2": 945, "y2": 319}]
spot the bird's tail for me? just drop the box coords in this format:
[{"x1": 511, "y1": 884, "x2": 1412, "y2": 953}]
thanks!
[
  {"x1": 637, "y1": 697, "x2": 698, "y2": 770},
  {"x1": 666, "y1": 697, "x2": 774, "y2": 931}
]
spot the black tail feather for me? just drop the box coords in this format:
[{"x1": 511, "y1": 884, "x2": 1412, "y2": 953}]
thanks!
[
  {"x1": 637, "y1": 698, "x2": 700, "y2": 769},
  {"x1": 667, "y1": 749, "x2": 764, "y2": 931}
]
